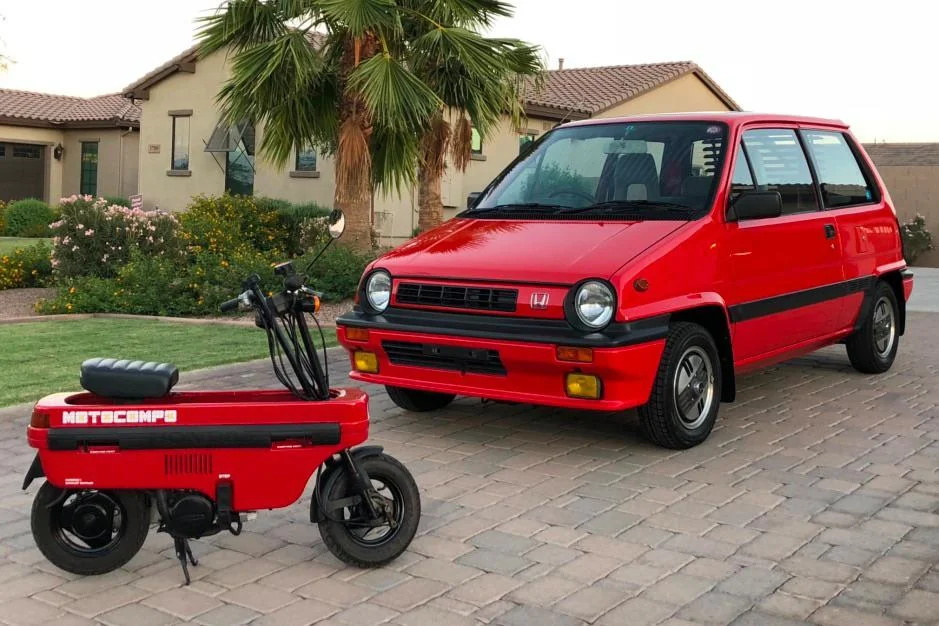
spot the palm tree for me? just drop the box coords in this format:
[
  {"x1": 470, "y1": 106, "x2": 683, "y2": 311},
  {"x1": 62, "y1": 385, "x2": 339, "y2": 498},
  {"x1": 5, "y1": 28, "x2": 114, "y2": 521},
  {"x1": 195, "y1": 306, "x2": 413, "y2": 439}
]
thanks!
[{"x1": 197, "y1": 0, "x2": 541, "y2": 250}]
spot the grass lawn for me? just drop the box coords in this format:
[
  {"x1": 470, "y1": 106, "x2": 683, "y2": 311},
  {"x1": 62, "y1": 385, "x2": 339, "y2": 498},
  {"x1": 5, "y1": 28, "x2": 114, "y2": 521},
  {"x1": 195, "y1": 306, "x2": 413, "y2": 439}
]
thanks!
[
  {"x1": 0, "y1": 318, "x2": 336, "y2": 407},
  {"x1": 0, "y1": 237, "x2": 51, "y2": 255}
]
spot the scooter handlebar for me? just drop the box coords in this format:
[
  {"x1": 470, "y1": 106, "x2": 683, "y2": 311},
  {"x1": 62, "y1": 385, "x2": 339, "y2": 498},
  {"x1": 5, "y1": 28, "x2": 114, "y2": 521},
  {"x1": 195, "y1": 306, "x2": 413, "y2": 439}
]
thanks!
[{"x1": 220, "y1": 297, "x2": 240, "y2": 313}]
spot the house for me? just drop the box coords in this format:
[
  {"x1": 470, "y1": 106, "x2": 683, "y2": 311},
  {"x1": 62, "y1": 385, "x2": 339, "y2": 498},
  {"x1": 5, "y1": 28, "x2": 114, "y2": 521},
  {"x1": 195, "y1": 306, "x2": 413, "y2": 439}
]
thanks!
[
  {"x1": 0, "y1": 89, "x2": 140, "y2": 204},
  {"x1": 864, "y1": 143, "x2": 939, "y2": 267},
  {"x1": 123, "y1": 45, "x2": 739, "y2": 244}
]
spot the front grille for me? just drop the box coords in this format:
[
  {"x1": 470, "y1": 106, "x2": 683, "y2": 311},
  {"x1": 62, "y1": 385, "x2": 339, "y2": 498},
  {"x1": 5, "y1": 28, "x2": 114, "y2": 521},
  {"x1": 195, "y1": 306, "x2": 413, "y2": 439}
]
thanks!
[
  {"x1": 383, "y1": 341, "x2": 506, "y2": 376},
  {"x1": 164, "y1": 453, "x2": 213, "y2": 475},
  {"x1": 396, "y1": 282, "x2": 517, "y2": 312}
]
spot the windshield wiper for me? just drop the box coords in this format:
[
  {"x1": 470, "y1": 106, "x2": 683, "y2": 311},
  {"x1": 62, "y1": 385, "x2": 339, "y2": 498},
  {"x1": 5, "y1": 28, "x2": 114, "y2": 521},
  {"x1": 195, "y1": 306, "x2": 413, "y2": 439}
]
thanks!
[
  {"x1": 468, "y1": 203, "x2": 566, "y2": 214},
  {"x1": 559, "y1": 200, "x2": 696, "y2": 215}
]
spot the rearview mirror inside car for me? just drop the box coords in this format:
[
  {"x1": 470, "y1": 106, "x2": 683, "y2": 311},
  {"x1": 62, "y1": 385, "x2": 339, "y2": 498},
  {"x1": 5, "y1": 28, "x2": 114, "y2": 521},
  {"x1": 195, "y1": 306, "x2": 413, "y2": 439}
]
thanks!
[{"x1": 729, "y1": 190, "x2": 783, "y2": 221}]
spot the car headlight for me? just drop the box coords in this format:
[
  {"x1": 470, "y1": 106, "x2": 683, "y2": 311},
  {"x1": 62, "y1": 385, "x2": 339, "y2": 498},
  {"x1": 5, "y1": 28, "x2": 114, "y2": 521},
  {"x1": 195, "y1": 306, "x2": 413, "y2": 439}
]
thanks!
[
  {"x1": 364, "y1": 270, "x2": 391, "y2": 313},
  {"x1": 572, "y1": 280, "x2": 615, "y2": 330}
]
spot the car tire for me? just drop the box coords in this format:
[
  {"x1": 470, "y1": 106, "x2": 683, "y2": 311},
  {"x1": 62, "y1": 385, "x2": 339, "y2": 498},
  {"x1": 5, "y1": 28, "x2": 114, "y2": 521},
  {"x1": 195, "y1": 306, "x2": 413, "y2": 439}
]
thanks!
[
  {"x1": 847, "y1": 281, "x2": 899, "y2": 374},
  {"x1": 638, "y1": 322, "x2": 722, "y2": 450},
  {"x1": 385, "y1": 386, "x2": 455, "y2": 412}
]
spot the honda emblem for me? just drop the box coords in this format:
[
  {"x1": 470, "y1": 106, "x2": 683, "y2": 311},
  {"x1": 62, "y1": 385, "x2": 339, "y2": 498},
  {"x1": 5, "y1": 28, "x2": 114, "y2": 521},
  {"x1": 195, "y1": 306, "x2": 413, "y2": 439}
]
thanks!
[{"x1": 531, "y1": 292, "x2": 549, "y2": 309}]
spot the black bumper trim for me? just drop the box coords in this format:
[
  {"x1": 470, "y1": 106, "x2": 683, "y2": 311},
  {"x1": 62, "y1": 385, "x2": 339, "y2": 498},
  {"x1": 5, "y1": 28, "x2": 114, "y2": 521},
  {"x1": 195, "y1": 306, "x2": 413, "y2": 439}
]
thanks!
[
  {"x1": 47, "y1": 423, "x2": 341, "y2": 451},
  {"x1": 337, "y1": 307, "x2": 670, "y2": 348}
]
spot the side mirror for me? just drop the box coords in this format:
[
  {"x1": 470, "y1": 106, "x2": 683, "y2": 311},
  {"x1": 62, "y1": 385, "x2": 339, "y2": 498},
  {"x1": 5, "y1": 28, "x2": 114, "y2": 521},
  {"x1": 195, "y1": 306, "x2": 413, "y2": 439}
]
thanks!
[
  {"x1": 729, "y1": 190, "x2": 783, "y2": 221},
  {"x1": 466, "y1": 192, "x2": 481, "y2": 210},
  {"x1": 327, "y1": 209, "x2": 346, "y2": 239}
]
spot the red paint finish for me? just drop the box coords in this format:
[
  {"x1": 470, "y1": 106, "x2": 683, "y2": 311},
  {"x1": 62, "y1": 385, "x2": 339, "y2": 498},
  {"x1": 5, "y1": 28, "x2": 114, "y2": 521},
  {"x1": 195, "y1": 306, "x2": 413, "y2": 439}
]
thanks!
[
  {"x1": 339, "y1": 112, "x2": 913, "y2": 413},
  {"x1": 27, "y1": 389, "x2": 368, "y2": 511}
]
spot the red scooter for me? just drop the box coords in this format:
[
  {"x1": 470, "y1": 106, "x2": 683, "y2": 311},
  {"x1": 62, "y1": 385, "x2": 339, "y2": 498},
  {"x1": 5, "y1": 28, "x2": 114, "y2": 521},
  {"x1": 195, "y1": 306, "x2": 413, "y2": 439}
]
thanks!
[{"x1": 22, "y1": 211, "x2": 420, "y2": 584}]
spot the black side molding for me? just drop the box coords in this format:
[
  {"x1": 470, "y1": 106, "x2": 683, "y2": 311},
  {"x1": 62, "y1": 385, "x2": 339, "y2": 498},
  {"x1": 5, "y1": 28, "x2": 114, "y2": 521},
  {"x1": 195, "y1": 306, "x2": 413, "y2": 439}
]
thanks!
[
  {"x1": 337, "y1": 308, "x2": 670, "y2": 348},
  {"x1": 729, "y1": 276, "x2": 874, "y2": 323},
  {"x1": 22, "y1": 453, "x2": 44, "y2": 490},
  {"x1": 47, "y1": 423, "x2": 341, "y2": 451}
]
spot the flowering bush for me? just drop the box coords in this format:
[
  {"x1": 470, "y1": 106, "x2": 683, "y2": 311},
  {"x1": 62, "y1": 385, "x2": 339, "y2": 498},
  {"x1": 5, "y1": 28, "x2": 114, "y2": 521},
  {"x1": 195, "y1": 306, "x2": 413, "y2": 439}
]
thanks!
[
  {"x1": 181, "y1": 194, "x2": 284, "y2": 257},
  {"x1": 4, "y1": 198, "x2": 54, "y2": 236},
  {"x1": 50, "y1": 195, "x2": 181, "y2": 279},
  {"x1": 900, "y1": 214, "x2": 935, "y2": 265},
  {"x1": 0, "y1": 242, "x2": 52, "y2": 290},
  {"x1": 0, "y1": 200, "x2": 6, "y2": 234}
]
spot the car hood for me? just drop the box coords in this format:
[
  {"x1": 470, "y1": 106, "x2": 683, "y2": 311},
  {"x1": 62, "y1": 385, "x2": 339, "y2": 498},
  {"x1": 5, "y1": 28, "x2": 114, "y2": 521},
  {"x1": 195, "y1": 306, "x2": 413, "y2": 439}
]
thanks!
[{"x1": 377, "y1": 218, "x2": 687, "y2": 284}]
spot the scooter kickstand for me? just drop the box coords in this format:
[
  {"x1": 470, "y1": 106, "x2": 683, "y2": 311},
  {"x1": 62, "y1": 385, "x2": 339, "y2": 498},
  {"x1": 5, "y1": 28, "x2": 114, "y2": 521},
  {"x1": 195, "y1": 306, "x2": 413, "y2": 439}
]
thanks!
[{"x1": 173, "y1": 537, "x2": 197, "y2": 585}]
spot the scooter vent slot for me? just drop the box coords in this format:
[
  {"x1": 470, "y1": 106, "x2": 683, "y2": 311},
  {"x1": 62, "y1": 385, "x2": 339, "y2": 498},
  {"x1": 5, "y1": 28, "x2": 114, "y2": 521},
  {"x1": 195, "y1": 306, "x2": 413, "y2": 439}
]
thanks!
[{"x1": 164, "y1": 453, "x2": 213, "y2": 475}]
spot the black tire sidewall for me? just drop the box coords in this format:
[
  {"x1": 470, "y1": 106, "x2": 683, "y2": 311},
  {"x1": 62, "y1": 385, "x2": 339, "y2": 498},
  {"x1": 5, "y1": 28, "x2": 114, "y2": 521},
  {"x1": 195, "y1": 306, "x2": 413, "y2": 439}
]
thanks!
[
  {"x1": 318, "y1": 454, "x2": 420, "y2": 566},
  {"x1": 385, "y1": 386, "x2": 455, "y2": 412},
  {"x1": 31, "y1": 482, "x2": 150, "y2": 576},
  {"x1": 662, "y1": 326, "x2": 722, "y2": 446}
]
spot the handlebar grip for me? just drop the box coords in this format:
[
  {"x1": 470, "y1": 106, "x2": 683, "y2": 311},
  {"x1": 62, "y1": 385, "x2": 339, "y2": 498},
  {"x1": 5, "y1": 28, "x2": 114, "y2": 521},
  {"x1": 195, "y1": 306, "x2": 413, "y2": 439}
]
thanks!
[{"x1": 220, "y1": 297, "x2": 240, "y2": 313}]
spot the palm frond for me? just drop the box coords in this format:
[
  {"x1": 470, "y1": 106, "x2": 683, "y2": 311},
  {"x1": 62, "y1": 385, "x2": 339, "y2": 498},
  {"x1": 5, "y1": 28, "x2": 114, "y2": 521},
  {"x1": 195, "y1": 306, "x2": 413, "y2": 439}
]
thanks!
[
  {"x1": 420, "y1": 113, "x2": 451, "y2": 179},
  {"x1": 371, "y1": 126, "x2": 421, "y2": 194},
  {"x1": 336, "y1": 115, "x2": 372, "y2": 203},
  {"x1": 196, "y1": 0, "x2": 290, "y2": 56},
  {"x1": 450, "y1": 115, "x2": 472, "y2": 171},
  {"x1": 348, "y1": 54, "x2": 441, "y2": 134},
  {"x1": 317, "y1": 0, "x2": 398, "y2": 37}
]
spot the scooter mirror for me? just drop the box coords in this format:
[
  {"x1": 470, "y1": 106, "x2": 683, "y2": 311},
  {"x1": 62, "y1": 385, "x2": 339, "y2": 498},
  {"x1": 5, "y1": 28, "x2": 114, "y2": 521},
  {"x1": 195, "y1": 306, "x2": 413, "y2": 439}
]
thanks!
[{"x1": 328, "y1": 210, "x2": 346, "y2": 240}]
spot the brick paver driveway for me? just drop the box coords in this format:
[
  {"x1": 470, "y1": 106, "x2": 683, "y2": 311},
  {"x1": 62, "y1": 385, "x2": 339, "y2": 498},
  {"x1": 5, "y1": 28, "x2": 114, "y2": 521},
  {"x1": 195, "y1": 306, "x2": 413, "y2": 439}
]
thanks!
[{"x1": 0, "y1": 313, "x2": 937, "y2": 625}]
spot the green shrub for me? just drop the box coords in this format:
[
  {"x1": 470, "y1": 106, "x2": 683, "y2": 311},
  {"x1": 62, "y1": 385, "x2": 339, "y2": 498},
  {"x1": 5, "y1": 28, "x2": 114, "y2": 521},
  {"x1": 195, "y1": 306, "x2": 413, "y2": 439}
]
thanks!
[
  {"x1": 276, "y1": 201, "x2": 332, "y2": 256},
  {"x1": 301, "y1": 244, "x2": 374, "y2": 302},
  {"x1": 181, "y1": 194, "x2": 283, "y2": 256},
  {"x1": 50, "y1": 196, "x2": 181, "y2": 278},
  {"x1": 4, "y1": 198, "x2": 54, "y2": 236},
  {"x1": 103, "y1": 195, "x2": 131, "y2": 208},
  {"x1": 253, "y1": 196, "x2": 293, "y2": 214},
  {"x1": 901, "y1": 214, "x2": 935, "y2": 265},
  {"x1": 0, "y1": 200, "x2": 6, "y2": 234},
  {"x1": 0, "y1": 242, "x2": 52, "y2": 290}
]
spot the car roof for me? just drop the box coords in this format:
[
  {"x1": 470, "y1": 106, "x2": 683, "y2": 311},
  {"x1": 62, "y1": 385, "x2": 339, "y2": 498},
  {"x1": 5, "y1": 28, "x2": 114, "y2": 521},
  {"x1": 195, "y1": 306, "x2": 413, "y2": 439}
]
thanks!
[{"x1": 561, "y1": 111, "x2": 848, "y2": 130}]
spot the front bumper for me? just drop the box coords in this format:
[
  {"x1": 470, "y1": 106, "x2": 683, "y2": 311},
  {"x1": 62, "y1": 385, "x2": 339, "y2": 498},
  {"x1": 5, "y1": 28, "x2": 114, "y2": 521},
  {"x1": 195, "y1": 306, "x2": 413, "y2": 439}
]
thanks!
[{"x1": 337, "y1": 309, "x2": 668, "y2": 411}]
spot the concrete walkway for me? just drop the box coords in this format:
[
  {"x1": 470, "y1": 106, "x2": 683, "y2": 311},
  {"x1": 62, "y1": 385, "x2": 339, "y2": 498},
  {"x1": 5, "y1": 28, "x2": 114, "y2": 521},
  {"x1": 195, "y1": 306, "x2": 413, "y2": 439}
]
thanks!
[{"x1": 908, "y1": 266, "x2": 939, "y2": 313}]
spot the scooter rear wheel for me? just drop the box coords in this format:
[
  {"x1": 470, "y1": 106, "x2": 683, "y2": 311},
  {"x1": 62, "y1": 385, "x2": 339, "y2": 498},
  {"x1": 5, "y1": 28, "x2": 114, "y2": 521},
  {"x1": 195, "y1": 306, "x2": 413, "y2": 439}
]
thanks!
[
  {"x1": 318, "y1": 454, "x2": 420, "y2": 567},
  {"x1": 31, "y1": 482, "x2": 150, "y2": 576}
]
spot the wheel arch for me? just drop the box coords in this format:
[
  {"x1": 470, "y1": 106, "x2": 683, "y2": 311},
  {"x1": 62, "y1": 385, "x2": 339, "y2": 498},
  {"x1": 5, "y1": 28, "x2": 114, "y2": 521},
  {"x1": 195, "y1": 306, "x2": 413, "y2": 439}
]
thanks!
[{"x1": 669, "y1": 305, "x2": 736, "y2": 402}]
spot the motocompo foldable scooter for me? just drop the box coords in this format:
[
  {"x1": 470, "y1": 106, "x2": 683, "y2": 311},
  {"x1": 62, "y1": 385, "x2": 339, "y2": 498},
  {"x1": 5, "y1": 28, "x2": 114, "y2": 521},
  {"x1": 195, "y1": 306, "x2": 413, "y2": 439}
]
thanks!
[{"x1": 22, "y1": 211, "x2": 420, "y2": 584}]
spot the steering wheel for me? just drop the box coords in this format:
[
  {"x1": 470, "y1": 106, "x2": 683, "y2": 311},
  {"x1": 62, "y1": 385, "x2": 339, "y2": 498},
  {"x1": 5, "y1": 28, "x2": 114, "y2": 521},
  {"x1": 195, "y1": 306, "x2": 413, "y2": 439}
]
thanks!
[{"x1": 548, "y1": 189, "x2": 595, "y2": 204}]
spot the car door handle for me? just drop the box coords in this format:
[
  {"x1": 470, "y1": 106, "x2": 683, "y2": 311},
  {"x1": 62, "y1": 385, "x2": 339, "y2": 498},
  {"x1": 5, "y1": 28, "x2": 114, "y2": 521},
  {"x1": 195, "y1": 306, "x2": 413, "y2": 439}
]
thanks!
[{"x1": 824, "y1": 224, "x2": 836, "y2": 239}]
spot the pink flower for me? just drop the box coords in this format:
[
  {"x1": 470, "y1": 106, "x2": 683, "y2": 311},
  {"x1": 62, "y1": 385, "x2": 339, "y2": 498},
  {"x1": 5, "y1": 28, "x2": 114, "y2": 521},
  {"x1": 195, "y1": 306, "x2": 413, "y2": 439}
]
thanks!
[
  {"x1": 72, "y1": 245, "x2": 79, "y2": 252},
  {"x1": 51, "y1": 259, "x2": 59, "y2": 268},
  {"x1": 102, "y1": 254, "x2": 109, "y2": 262},
  {"x1": 76, "y1": 224, "x2": 84, "y2": 230},
  {"x1": 84, "y1": 229, "x2": 94, "y2": 236}
]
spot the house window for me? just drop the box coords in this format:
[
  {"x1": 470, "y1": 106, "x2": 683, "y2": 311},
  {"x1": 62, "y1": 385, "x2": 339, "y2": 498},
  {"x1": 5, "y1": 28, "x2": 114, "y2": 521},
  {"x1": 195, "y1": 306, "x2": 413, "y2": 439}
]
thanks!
[
  {"x1": 13, "y1": 145, "x2": 40, "y2": 159},
  {"x1": 295, "y1": 144, "x2": 317, "y2": 172},
  {"x1": 80, "y1": 142, "x2": 98, "y2": 196},
  {"x1": 519, "y1": 132, "x2": 537, "y2": 155},
  {"x1": 171, "y1": 114, "x2": 190, "y2": 171},
  {"x1": 471, "y1": 127, "x2": 482, "y2": 155},
  {"x1": 0, "y1": 145, "x2": 5, "y2": 157}
]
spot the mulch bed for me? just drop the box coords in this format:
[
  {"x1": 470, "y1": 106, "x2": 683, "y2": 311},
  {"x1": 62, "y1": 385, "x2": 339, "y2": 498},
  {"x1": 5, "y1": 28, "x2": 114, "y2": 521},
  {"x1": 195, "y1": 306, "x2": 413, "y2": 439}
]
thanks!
[{"x1": 0, "y1": 288, "x2": 55, "y2": 318}]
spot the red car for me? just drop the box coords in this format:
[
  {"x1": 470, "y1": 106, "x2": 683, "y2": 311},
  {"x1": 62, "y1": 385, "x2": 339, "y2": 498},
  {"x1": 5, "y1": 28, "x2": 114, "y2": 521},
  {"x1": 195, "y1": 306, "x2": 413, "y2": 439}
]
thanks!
[{"x1": 337, "y1": 112, "x2": 914, "y2": 449}]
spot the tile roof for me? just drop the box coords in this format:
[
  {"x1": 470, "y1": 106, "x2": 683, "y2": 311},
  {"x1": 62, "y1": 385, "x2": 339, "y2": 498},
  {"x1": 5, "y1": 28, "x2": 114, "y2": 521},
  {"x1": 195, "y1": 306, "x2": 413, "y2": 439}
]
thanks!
[
  {"x1": 0, "y1": 88, "x2": 140, "y2": 128},
  {"x1": 863, "y1": 143, "x2": 939, "y2": 167},
  {"x1": 522, "y1": 61, "x2": 740, "y2": 118}
]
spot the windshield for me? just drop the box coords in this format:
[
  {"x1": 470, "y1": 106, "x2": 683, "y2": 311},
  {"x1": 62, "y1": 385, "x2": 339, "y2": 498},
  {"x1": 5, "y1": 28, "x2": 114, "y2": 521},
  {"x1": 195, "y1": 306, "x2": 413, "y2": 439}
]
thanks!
[{"x1": 468, "y1": 121, "x2": 729, "y2": 219}]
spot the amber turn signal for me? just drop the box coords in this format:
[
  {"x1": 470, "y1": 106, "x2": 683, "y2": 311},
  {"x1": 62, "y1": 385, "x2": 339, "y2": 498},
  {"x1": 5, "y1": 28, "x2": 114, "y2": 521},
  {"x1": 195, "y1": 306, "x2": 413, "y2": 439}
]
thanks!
[
  {"x1": 565, "y1": 373, "x2": 601, "y2": 399},
  {"x1": 312, "y1": 295, "x2": 321, "y2": 314},
  {"x1": 353, "y1": 351, "x2": 379, "y2": 373},
  {"x1": 557, "y1": 346, "x2": 593, "y2": 363},
  {"x1": 345, "y1": 327, "x2": 369, "y2": 342},
  {"x1": 30, "y1": 410, "x2": 50, "y2": 429}
]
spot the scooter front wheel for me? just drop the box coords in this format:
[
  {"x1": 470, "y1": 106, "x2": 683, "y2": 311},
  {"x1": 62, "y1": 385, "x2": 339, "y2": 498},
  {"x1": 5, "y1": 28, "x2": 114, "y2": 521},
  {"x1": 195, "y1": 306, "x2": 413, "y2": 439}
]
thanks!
[
  {"x1": 31, "y1": 482, "x2": 150, "y2": 576},
  {"x1": 318, "y1": 454, "x2": 420, "y2": 567}
]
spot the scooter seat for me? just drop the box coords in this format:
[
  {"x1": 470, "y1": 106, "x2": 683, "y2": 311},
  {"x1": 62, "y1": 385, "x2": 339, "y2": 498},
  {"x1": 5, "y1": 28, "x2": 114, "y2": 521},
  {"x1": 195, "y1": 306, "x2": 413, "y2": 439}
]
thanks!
[{"x1": 80, "y1": 358, "x2": 179, "y2": 400}]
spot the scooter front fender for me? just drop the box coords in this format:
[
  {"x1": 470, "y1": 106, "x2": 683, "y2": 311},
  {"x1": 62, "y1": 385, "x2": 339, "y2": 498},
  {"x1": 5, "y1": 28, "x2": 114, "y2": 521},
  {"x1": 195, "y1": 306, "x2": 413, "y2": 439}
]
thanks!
[
  {"x1": 310, "y1": 446, "x2": 384, "y2": 523},
  {"x1": 22, "y1": 453, "x2": 44, "y2": 490}
]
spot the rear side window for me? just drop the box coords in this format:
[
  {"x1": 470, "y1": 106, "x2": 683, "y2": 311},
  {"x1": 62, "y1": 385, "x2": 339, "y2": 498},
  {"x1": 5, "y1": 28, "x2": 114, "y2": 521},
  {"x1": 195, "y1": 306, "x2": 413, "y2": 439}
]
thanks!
[
  {"x1": 742, "y1": 129, "x2": 818, "y2": 215},
  {"x1": 803, "y1": 130, "x2": 876, "y2": 207}
]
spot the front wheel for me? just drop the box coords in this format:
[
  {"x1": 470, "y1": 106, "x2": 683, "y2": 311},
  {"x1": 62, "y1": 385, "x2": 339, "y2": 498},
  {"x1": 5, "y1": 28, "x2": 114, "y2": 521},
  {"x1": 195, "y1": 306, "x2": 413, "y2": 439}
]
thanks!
[
  {"x1": 847, "y1": 281, "x2": 899, "y2": 374},
  {"x1": 638, "y1": 322, "x2": 722, "y2": 450},
  {"x1": 385, "y1": 386, "x2": 455, "y2": 412},
  {"x1": 318, "y1": 454, "x2": 420, "y2": 567},
  {"x1": 31, "y1": 482, "x2": 150, "y2": 576}
]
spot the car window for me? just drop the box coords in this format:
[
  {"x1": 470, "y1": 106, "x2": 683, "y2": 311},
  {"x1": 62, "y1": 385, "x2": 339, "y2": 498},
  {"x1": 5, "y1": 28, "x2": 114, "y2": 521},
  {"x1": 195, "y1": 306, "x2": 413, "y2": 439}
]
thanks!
[
  {"x1": 742, "y1": 129, "x2": 819, "y2": 215},
  {"x1": 730, "y1": 145, "x2": 755, "y2": 194},
  {"x1": 802, "y1": 130, "x2": 876, "y2": 208}
]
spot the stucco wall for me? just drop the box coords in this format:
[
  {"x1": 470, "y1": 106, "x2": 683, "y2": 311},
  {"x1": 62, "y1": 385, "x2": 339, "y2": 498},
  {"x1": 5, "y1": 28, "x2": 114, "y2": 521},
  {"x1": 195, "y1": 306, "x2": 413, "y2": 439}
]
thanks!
[
  {"x1": 0, "y1": 124, "x2": 65, "y2": 202},
  {"x1": 877, "y1": 166, "x2": 939, "y2": 267},
  {"x1": 599, "y1": 73, "x2": 731, "y2": 116},
  {"x1": 62, "y1": 129, "x2": 139, "y2": 199}
]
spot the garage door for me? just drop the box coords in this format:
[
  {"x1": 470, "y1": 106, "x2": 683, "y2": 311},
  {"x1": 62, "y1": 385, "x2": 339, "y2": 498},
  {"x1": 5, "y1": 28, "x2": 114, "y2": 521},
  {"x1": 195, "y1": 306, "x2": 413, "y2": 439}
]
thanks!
[{"x1": 0, "y1": 142, "x2": 45, "y2": 203}]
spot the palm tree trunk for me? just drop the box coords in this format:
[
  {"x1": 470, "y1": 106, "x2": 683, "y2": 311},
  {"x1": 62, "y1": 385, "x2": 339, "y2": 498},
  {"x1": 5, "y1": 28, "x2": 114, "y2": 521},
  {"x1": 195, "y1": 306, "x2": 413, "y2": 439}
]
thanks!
[{"x1": 417, "y1": 164, "x2": 444, "y2": 233}]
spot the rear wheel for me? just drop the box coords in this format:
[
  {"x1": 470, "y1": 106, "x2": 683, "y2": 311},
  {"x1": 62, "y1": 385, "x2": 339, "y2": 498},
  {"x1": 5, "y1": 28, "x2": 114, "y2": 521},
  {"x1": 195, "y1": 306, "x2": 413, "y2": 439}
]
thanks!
[
  {"x1": 318, "y1": 454, "x2": 420, "y2": 567},
  {"x1": 385, "y1": 386, "x2": 455, "y2": 412},
  {"x1": 847, "y1": 281, "x2": 899, "y2": 374},
  {"x1": 638, "y1": 322, "x2": 722, "y2": 449},
  {"x1": 31, "y1": 482, "x2": 150, "y2": 576}
]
